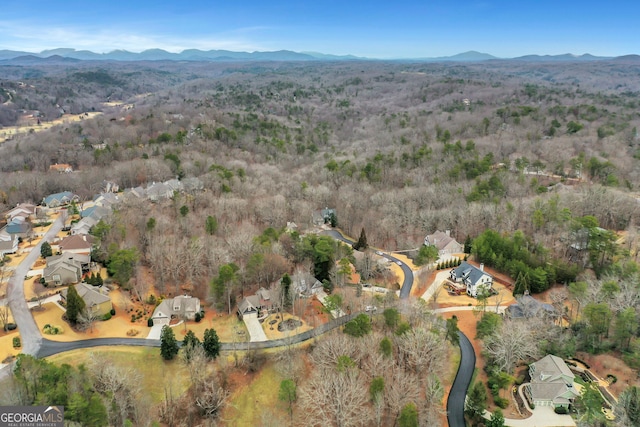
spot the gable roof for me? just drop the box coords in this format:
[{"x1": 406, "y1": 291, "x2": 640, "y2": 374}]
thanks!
[
  {"x1": 529, "y1": 355, "x2": 579, "y2": 404},
  {"x1": 152, "y1": 295, "x2": 201, "y2": 319},
  {"x1": 43, "y1": 191, "x2": 76, "y2": 206},
  {"x1": 62, "y1": 282, "x2": 110, "y2": 307},
  {"x1": 451, "y1": 261, "x2": 492, "y2": 285},
  {"x1": 424, "y1": 230, "x2": 460, "y2": 251},
  {"x1": 57, "y1": 234, "x2": 95, "y2": 252},
  {"x1": 531, "y1": 354, "x2": 574, "y2": 381},
  {"x1": 507, "y1": 294, "x2": 556, "y2": 318}
]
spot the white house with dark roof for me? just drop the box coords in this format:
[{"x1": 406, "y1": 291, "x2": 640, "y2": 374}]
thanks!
[
  {"x1": 449, "y1": 261, "x2": 493, "y2": 297},
  {"x1": 525, "y1": 354, "x2": 579, "y2": 409}
]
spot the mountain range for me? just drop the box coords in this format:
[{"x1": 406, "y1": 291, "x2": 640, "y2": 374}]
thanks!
[{"x1": 0, "y1": 48, "x2": 632, "y2": 63}]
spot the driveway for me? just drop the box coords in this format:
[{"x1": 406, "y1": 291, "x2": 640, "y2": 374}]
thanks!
[
  {"x1": 485, "y1": 405, "x2": 576, "y2": 427},
  {"x1": 447, "y1": 331, "x2": 476, "y2": 427},
  {"x1": 322, "y1": 229, "x2": 415, "y2": 298},
  {"x1": 242, "y1": 312, "x2": 268, "y2": 342},
  {"x1": 146, "y1": 324, "x2": 164, "y2": 340}
]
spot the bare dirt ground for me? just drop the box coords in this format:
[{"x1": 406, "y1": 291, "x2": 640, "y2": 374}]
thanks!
[
  {"x1": 576, "y1": 352, "x2": 640, "y2": 397},
  {"x1": 0, "y1": 112, "x2": 102, "y2": 143}
]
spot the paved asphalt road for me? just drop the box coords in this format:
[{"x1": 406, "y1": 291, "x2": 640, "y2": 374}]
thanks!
[
  {"x1": 7, "y1": 215, "x2": 64, "y2": 356},
  {"x1": 322, "y1": 229, "x2": 414, "y2": 298},
  {"x1": 447, "y1": 331, "x2": 476, "y2": 427}
]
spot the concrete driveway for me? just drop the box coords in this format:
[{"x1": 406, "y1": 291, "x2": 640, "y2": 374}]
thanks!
[
  {"x1": 242, "y1": 312, "x2": 267, "y2": 342},
  {"x1": 485, "y1": 405, "x2": 576, "y2": 427}
]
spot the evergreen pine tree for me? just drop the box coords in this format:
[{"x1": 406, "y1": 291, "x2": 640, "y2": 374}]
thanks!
[
  {"x1": 160, "y1": 326, "x2": 179, "y2": 360},
  {"x1": 281, "y1": 273, "x2": 293, "y2": 310},
  {"x1": 66, "y1": 284, "x2": 86, "y2": 324},
  {"x1": 352, "y1": 227, "x2": 368, "y2": 251},
  {"x1": 203, "y1": 328, "x2": 221, "y2": 359}
]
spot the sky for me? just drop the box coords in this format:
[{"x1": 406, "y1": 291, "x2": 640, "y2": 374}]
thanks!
[{"x1": 0, "y1": 1, "x2": 638, "y2": 58}]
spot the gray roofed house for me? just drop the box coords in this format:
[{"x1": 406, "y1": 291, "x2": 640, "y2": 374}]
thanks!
[
  {"x1": 151, "y1": 295, "x2": 201, "y2": 326},
  {"x1": 61, "y1": 282, "x2": 113, "y2": 317},
  {"x1": 123, "y1": 186, "x2": 146, "y2": 200},
  {"x1": 525, "y1": 354, "x2": 579, "y2": 409},
  {"x1": 146, "y1": 182, "x2": 173, "y2": 202},
  {"x1": 71, "y1": 216, "x2": 98, "y2": 236},
  {"x1": 449, "y1": 261, "x2": 493, "y2": 297},
  {"x1": 43, "y1": 254, "x2": 85, "y2": 286},
  {"x1": 506, "y1": 293, "x2": 557, "y2": 321},
  {"x1": 165, "y1": 179, "x2": 183, "y2": 192},
  {"x1": 424, "y1": 230, "x2": 463, "y2": 255},
  {"x1": 0, "y1": 235, "x2": 18, "y2": 257},
  {"x1": 237, "y1": 287, "x2": 274, "y2": 319}
]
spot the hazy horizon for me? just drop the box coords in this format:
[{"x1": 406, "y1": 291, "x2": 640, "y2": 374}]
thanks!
[{"x1": 1, "y1": 0, "x2": 638, "y2": 59}]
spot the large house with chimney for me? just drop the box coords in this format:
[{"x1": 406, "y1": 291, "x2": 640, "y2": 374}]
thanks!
[{"x1": 449, "y1": 261, "x2": 494, "y2": 297}]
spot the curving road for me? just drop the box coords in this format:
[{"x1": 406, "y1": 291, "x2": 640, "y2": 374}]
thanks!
[
  {"x1": 447, "y1": 331, "x2": 476, "y2": 427},
  {"x1": 7, "y1": 215, "x2": 64, "y2": 356},
  {"x1": 322, "y1": 229, "x2": 414, "y2": 298},
  {"x1": 36, "y1": 313, "x2": 360, "y2": 358}
]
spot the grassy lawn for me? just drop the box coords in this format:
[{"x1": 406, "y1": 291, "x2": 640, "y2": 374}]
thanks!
[
  {"x1": 223, "y1": 361, "x2": 287, "y2": 425},
  {"x1": 46, "y1": 347, "x2": 191, "y2": 403}
]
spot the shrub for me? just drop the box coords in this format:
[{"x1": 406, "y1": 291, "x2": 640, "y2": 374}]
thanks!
[
  {"x1": 195, "y1": 312, "x2": 202, "y2": 323},
  {"x1": 102, "y1": 313, "x2": 112, "y2": 321},
  {"x1": 555, "y1": 406, "x2": 568, "y2": 414},
  {"x1": 5, "y1": 323, "x2": 17, "y2": 331},
  {"x1": 12, "y1": 337, "x2": 21, "y2": 348},
  {"x1": 43, "y1": 324, "x2": 63, "y2": 335},
  {"x1": 131, "y1": 315, "x2": 136, "y2": 323},
  {"x1": 147, "y1": 318, "x2": 154, "y2": 327},
  {"x1": 110, "y1": 308, "x2": 116, "y2": 316},
  {"x1": 494, "y1": 397, "x2": 509, "y2": 409}
]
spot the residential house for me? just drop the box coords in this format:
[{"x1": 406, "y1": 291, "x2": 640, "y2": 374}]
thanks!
[
  {"x1": 0, "y1": 235, "x2": 18, "y2": 257},
  {"x1": 61, "y1": 282, "x2": 112, "y2": 317},
  {"x1": 525, "y1": 354, "x2": 579, "y2": 409},
  {"x1": 5, "y1": 217, "x2": 32, "y2": 239},
  {"x1": 81, "y1": 205, "x2": 111, "y2": 222},
  {"x1": 49, "y1": 163, "x2": 73, "y2": 173},
  {"x1": 505, "y1": 293, "x2": 558, "y2": 321},
  {"x1": 123, "y1": 186, "x2": 146, "y2": 201},
  {"x1": 165, "y1": 179, "x2": 183, "y2": 193},
  {"x1": 146, "y1": 182, "x2": 173, "y2": 202},
  {"x1": 423, "y1": 230, "x2": 463, "y2": 255},
  {"x1": 237, "y1": 287, "x2": 274, "y2": 319},
  {"x1": 449, "y1": 261, "x2": 493, "y2": 297},
  {"x1": 42, "y1": 191, "x2": 79, "y2": 208},
  {"x1": 152, "y1": 295, "x2": 201, "y2": 326},
  {"x1": 43, "y1": 254, "x2": 86, "y2": 286},
  {"x1": 312, "y1": 207, "x2": 337, "y2": 226},
  {"x1": 71, "y1": 216, "x2": 98, "y2": 236},
  {"x1": 4, "y1": 203, "x2": 37, "y2": 222},
  {"x1": 92, "y1": 193, "x2": 119, "y2": 209},
  {"x1": 56, "y1": 234, "x2": 95, "y2": 255},
  {"x1": 102, "y1": 180, "x2": 119, "y2": 193}
]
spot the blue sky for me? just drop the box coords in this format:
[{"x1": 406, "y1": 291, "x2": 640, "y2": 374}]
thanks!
[{"x1": 0, "y1": 1, "x2": 637, "y2": 58}]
